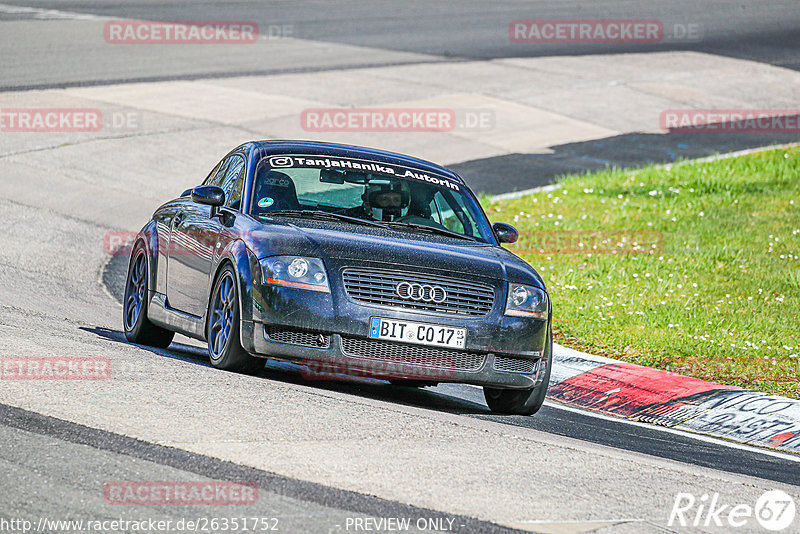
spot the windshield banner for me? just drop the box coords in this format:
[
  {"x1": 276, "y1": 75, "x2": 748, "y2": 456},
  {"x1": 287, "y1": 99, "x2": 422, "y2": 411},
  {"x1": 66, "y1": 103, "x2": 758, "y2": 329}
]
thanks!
[{"x1": 266, "y1": 154, "x2": 461, "y2": 191}]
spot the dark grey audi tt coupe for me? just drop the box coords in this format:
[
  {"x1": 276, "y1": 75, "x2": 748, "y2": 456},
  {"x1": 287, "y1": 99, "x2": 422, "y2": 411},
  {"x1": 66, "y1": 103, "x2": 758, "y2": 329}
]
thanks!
[{"x1": 123, "y1": 140, "x2": 552, "y2": 414}]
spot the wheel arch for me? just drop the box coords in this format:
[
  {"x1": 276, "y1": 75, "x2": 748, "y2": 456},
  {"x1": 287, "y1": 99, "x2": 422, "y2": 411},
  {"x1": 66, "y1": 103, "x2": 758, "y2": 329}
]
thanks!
[
  {"x1": 129, "y1": 221, "x2": 160, "y2": 294},
  {"x1": 208, "y1": 240, "x2": 257, "y2": 345}
]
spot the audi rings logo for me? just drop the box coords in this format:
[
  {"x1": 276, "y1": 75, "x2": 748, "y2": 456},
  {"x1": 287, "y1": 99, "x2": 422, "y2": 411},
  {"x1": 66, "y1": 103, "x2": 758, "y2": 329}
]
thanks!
[{"x1": 396, "y1": 282, "x2": 447, "y2": 303}]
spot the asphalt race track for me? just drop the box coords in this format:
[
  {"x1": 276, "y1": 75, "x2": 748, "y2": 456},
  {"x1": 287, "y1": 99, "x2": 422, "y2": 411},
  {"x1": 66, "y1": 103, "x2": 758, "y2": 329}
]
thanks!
[{"x1": 1, "y1": 2, "x2": 799, "y2": 533}]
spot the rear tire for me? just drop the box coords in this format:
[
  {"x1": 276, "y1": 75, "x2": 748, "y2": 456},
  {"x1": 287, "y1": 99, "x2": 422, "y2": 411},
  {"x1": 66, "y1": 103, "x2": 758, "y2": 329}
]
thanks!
[
  {"x1": 484, "y1": 327, "x2": 552, "y2": 415},
  {"x1": 123, "y1": 244, "x2": 175, "y2": 348},
  {"x1": 207, "y1": 265, "x2": 263, "y2": 374}
]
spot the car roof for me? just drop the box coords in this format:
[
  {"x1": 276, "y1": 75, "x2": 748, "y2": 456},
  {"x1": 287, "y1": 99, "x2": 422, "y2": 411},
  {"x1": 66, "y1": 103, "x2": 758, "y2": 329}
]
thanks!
[{"x1": 247, "y1": 140, "x2": 465, "y2": 185}]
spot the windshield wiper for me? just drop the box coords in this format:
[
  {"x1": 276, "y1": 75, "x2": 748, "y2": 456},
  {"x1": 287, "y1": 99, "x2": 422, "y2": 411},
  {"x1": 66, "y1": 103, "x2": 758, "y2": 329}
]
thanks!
[
  {"x1": 385, "y1": 221, "x2": 476, "y2": 241},
  {"x1": 264, "y1": 210, "x2": 389, "y2": 228}
]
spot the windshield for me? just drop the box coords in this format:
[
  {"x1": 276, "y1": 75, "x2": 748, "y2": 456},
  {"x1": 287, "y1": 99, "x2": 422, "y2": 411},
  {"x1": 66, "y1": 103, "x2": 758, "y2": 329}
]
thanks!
[{"x1": 249, "y1": 154, "x2": 495, "y2": 243}]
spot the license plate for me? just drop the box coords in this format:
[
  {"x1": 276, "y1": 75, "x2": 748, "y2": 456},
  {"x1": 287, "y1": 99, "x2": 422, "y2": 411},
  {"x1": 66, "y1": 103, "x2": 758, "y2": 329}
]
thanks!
[{"x1": 369, "y1": 317, "x2": 466, "y2": 349}]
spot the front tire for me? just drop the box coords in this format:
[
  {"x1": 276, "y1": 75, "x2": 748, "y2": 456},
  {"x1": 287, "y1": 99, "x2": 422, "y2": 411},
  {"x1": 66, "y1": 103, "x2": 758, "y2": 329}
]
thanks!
[
  {"x1": 123, "y1": 244, "x2": 175, "y2": 348},
  {"x1": 483, "y1": 327, "x2": 553, "y2": 415},
  {"x1": 207, "y1": 265, "x2": 262, "y2": 374}
]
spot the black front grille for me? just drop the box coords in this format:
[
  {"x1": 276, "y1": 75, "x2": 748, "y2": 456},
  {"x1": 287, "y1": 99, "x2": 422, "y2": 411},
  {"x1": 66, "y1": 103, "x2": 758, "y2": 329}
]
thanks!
[
  {"x1": 342, "y1": 268, "x2": 495, "y2": 316},
  {"x1": 494, "y1": 356, "x2": 537, "y2": 374},
  {"x1": 265, "y1": 326, "x2": 330, "y2": 348},
  {"x1": 341, "y1": 336, "x2": 485, "y2": 371}
]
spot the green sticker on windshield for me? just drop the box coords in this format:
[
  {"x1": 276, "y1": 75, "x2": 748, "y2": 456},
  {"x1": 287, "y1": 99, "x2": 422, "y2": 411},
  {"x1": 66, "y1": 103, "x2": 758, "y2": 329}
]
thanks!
[{"x1": 258, "y1": 197, "x2": 274, "y2": 208}]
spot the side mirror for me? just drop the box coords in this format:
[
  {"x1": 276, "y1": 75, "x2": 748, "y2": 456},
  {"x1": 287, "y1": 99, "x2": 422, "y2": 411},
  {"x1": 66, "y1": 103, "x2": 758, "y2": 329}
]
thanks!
[
  {"x1": 191, "y1": 185, "x2": 225, "y2": 207},
  {"x1": 492, "y1": 222, "x2": 518, "y2": 244}
]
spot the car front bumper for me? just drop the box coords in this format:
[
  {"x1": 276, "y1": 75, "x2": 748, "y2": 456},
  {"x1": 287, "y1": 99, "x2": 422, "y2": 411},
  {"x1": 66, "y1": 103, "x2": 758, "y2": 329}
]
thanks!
[
  {"x1": 240, "y1": 275, "x2": 550, "y2": 389},
  {"x1": 242, "y1": 321, "x2": 547, "y2": 389}
]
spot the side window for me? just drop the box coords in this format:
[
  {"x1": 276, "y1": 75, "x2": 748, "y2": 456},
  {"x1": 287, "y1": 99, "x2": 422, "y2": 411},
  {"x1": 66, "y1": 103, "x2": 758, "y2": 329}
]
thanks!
[
  {"x1": 205, "y1": 158, "x2": 229, "y2": 187},
  {"x1": 221, "y1": 156, "x2": 245, "y2": 209},
  {"x1": 202, "y1": 155, "x2": 245, "y2": 209}
]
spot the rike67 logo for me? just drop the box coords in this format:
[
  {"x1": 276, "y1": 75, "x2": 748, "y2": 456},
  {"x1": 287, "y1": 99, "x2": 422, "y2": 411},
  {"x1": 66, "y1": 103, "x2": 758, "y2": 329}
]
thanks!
[{"x1": 669, "y1": 490, "x2": 796, "y2": 531}]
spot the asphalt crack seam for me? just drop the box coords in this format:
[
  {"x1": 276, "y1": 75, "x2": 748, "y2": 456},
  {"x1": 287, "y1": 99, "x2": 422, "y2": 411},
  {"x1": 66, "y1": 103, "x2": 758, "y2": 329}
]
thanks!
[{"x1": 0, "y1": 402, "x2": 524, "y2": 534}]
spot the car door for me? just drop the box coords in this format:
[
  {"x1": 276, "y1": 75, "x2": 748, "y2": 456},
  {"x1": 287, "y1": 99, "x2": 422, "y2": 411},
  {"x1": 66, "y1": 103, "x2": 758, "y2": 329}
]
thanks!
[{"x1": 166, "y1": 154, "x2": 245, "y2": 316}]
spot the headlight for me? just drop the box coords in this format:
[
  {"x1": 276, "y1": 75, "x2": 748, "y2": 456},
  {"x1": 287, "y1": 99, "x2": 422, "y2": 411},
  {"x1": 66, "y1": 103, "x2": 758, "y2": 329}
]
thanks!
[
  {"x1": 504, "y1": 283, "x2": 548, "y2": 318},
  {"x1": 260, "y1": 256, "x2": 330, "y2": 293}
]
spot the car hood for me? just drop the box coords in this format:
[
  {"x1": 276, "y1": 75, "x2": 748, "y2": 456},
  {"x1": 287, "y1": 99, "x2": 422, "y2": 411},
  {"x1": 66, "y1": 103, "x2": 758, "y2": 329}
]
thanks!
[{"x1": 243, "y1": 216, "x2": 545, "y2": 289}]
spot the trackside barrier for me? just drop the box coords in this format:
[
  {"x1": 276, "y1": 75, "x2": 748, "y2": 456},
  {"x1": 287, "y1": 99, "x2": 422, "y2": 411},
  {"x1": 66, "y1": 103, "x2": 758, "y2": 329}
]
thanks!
[{"x1": 548, "y1": 345, "x2": 800, "y2": 453}]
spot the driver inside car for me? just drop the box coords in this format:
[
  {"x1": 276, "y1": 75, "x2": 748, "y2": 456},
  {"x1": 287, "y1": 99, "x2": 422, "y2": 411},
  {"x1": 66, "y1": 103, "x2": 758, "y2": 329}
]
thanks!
[
  {"x1": 342, "y1": 181, "x2": 409, "y2": 221},
  {"x1": 342, "y1": 180, "x2": 448, "y2": 230}
]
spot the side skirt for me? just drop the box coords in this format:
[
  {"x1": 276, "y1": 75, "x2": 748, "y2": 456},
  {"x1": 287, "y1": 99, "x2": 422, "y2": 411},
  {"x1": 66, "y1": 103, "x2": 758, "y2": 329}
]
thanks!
[{"x1": 147, "y1": 292, "x2": 205, "y2": 341}]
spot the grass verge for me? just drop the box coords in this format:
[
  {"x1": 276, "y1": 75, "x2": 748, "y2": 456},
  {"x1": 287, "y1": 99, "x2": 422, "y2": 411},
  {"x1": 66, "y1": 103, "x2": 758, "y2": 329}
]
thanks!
[{"x1": 486, "y1": 146, "x2": 800, "y2": 398}]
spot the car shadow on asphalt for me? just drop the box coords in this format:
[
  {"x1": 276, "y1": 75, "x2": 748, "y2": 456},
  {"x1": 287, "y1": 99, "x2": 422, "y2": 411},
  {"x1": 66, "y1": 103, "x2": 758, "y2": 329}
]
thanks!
[
  {"x1": 79, "y1": 326, "x2": 211, "y2": 366},
  {"x1": 80, "y1": 326, "x2": 491, "y2": 416},
  {"x1": 258, "y1": 361, "x2": 492, "y2": 416}
]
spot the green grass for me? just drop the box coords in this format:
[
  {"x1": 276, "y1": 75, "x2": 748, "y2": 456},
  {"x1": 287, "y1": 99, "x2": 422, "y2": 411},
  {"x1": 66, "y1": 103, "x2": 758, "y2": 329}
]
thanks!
[{"x1": 486, "y1": 146, "x2": 800, "y2": 398}]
